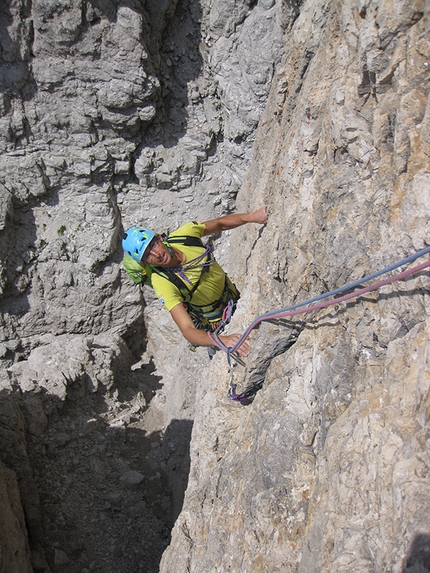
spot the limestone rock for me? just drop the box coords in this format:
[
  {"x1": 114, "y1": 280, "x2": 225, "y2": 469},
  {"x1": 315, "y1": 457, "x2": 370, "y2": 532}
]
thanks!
[
  {"x1": 1, "y1": 0, "x2": 429, "y2": 572},
  {"x1": 160, "y1": 1, "x2": 430, "y2": 572},
  {"x1": 0, "y1": 462, "x2": 33, "y2": 573}
]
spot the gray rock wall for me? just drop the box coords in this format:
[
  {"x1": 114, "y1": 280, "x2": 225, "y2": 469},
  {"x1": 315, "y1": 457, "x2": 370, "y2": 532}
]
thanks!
[
  {"x1": 160, "y1": 1, "x2": 430, "y2": 572},
  {"x1": 0, "y1": 397, "x2": 34, "y2": 573},
  {"x1": 0, "y1": 0, "x2": 286, "y2": 571}
]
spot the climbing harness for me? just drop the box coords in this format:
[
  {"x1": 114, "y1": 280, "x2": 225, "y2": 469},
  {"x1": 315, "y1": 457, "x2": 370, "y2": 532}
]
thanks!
[
  {"x1": 186, "y1": 277, "x2": 240, "y2": 330},
  {"x1": 188, "y1": 280, "x2": 240, "y2": 356},
  {"x1": 207, "y1": 245, "x2": 430, "y2": 405},
  {"x1": 153, "y1": 235, "x2": 241, "y2": 345}
]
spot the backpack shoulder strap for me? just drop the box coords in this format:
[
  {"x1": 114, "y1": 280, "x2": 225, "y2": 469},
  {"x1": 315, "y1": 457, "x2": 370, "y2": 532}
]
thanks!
[
  {"x1": 165, "y1": 234, "x2": 204, "y2": 248},
  {"x1": 151, "y1": 234, "x2": 209, "y2": 303},
  {"x1": 151, "y1": 266, "x2": 193, "y2": 302}
]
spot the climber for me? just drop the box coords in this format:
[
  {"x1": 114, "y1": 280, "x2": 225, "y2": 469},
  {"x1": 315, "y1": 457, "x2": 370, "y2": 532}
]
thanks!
[{"x1": 122, "y1": 207, "x2": 267, "y2": 357}]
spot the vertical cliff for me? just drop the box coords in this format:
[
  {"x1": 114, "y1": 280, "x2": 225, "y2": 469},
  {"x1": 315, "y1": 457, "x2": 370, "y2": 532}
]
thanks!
[
  {"x1": 160, "y1": 1, "x2": 430, "y2": 572},
  {"x1": 0, "y1": 0, "x2": 429, "y2": 572}
]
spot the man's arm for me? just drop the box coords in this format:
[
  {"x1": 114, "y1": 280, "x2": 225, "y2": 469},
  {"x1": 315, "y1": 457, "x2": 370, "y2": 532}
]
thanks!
[
  {"x1": 202, "y1": 207, "x2": 267, "y2": 236},
  {"x1": 168, "y1": 207, "x2": 267, "y2": 354},
  {"x1": 170, "y1": 303, "x2": 249, "y2": 357}
]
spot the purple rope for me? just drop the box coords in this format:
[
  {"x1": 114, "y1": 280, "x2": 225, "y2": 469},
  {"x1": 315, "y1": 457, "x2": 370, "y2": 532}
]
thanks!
[
  {"x1": 208, "y1": 247, "x2": 430, "y2": 363},
  {"x1": 166, "y1": 244, "x2": 213, "y2": 285}
]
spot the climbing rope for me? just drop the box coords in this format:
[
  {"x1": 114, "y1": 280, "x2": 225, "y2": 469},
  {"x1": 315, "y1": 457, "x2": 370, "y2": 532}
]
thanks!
[
  {"x1": 166, "y1": 244, "x2": 214, "y2": 285},
  {"x1": 207, "y1": 245, "x2": 430, "y2": 403},
  {"x1": 214, "y1": 299, "x2": 237, "y2": 334}
]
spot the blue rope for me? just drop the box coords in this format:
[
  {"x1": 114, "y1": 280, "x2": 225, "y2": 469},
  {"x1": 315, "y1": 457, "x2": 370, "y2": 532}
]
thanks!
[
  {"x1": 221, "y1": 244, "x2": 430, "y2": 403},
  {"x1": 222, "y1": 244, "x2": 430, "y2": 358}
]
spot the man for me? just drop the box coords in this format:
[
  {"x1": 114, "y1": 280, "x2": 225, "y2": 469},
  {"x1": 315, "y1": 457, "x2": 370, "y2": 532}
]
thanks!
[{"x1": 122, "y1": 207, "x2": 267, "y2": 356}]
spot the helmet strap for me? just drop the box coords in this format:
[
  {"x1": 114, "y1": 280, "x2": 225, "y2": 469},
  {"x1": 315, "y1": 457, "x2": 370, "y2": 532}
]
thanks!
[{"x1": 163, "y1": 241, "x2": 173, "y2": 255}]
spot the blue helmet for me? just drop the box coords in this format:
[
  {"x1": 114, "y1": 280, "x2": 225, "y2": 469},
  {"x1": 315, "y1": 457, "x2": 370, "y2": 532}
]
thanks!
[{"x1": 122, "y1": 227, "x2": 156, "y2": 262}]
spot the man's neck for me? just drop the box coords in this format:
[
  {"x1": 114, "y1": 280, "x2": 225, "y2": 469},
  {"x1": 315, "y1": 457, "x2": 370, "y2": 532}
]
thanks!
[{"x1": 166, "y1": 246, "x2": 185, "y2": 268}]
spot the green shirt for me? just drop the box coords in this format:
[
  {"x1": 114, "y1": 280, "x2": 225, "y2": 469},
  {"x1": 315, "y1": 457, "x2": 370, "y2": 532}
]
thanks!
[
  {"x1": 122, "y1": 222, "x2": 227, "y2": 312},
  {"x1": 152, "y1": 222, "x2": 226, "y2": 311}
]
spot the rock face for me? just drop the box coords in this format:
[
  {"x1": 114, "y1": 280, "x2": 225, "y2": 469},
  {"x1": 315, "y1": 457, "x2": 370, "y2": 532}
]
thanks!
[
  {"x1": 0, "y1": 0, "x2": 429, "y2": 572},
  {"x1": 0, "y1": 397, "x2": 34, "y2": 573},
  {"x1": 0, "y1": 0, "x2": 284, "y2": 571},
  {"x1": 159, "y1": 1, "x2": 430, "y2": 572}
]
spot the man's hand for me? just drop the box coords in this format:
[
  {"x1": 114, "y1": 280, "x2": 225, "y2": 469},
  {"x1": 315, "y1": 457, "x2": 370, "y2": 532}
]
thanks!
[
  {"x1": 248, "y1": 206, "x2": 267, "y2": 225},
  {"x1": 218, "y1": 333, "x2": 249, "y2": 357},
  {"x1": 171, "y1": 305, "x2": 249, "y2": 356}
]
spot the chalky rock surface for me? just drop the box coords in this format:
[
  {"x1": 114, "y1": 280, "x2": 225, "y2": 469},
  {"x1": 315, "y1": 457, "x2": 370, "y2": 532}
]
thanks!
[
  {"x1": 160, "y1": 1, "x2": 430, "y2": 572},
  {"x1": 0, "y1": 0, "x2": 429, "y2": 572}
]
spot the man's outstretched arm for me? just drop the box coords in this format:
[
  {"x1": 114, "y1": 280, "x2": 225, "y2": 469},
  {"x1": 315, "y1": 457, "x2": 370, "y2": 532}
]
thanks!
[{"x1": 202, "y1": 207, "x2": 267, "y2": 236}]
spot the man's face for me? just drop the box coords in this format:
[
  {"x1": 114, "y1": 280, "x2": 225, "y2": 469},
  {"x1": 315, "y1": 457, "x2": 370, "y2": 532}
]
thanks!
[{"x1": 142, "y1": 236, "x2": 172, "y2": 266}]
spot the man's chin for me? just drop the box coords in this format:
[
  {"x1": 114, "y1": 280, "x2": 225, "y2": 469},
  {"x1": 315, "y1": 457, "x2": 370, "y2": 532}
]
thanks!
[{"x1": 157, "y1": 254, "x2": 170, "y2": 266}]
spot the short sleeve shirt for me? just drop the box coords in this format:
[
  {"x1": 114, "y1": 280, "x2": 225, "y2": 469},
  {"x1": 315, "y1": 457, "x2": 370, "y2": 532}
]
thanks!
[{"x1": 151, "y1": 222, "x2": 226, "y2": 311}]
